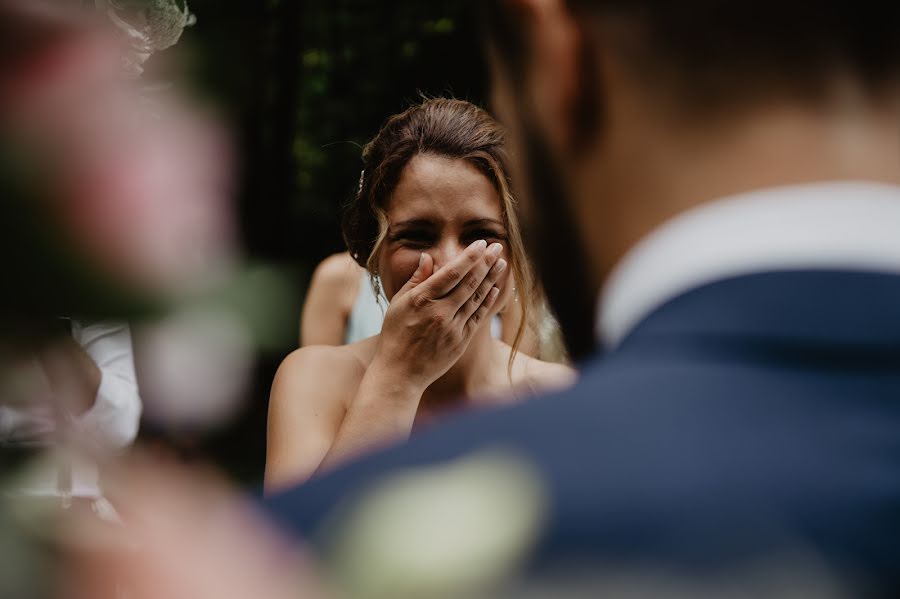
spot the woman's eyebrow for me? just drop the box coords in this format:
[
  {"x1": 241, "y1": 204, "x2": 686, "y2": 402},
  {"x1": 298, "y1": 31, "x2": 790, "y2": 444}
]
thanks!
[
  {"x1": 464, "y1": 218, "x2": 505, "y2": 228},
  {"x1": 389, "y1": 218, "x2": 436, "y2": 233}
]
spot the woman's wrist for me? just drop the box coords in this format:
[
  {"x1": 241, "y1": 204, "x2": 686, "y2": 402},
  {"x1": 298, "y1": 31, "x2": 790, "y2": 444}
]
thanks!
[{"x1": 366, "y1": 354, "x2": 429, "y2": 393}]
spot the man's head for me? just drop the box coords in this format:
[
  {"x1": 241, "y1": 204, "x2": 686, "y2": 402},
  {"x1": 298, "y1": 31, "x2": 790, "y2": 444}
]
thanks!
[{"x1": 482, "y1": 1, "x2": 900, "y2": 358}]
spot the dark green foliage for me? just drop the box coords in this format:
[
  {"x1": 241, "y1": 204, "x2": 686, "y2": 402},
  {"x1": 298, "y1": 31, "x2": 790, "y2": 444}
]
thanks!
[{"x1": 181, "y1": 0, "x2": 486, "y2": 265}]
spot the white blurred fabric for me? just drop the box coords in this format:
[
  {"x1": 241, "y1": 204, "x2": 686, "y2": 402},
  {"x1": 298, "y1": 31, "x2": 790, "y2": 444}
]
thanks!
[{"x1": 1, "y1": 320, "x2": 142, "y2": 498}]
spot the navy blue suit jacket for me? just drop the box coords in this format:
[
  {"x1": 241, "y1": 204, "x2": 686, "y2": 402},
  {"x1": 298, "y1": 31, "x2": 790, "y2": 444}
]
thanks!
[{"x1": 265, "y1": 271, "x2": 900, "y2": 593}]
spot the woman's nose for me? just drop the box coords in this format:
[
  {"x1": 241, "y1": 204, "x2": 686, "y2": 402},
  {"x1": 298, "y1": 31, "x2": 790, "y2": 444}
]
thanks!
[{"x1": 431, "y1": 240, "x2": 467, "y2": 271}]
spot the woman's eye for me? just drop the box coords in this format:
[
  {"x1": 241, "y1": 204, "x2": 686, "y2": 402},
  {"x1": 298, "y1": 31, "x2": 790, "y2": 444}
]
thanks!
[
  {"x1": 394, "y1": 232, "x2": 433, "y2": 247},
  {"x1": 467, "y1": 230, "x2": 506, "y2": 243}
]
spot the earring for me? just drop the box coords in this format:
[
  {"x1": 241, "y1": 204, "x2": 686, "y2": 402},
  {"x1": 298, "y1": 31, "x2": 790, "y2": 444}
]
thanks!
[
  {"x1": 372, "y1": 272, "x2": 382, "y2": 299},
  {"x1": 513, "y1": 286, "x2": 518, "y2": 302}
]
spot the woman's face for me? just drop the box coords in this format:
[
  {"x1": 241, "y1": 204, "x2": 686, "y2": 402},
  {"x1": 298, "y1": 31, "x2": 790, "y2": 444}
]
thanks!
[{"x1": 378, "y1": 153, "x2": 514, "y2": 313}]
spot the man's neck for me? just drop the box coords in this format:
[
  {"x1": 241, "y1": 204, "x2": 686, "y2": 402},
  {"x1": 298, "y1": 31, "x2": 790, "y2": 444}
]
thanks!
[{"x1": 581, "y1": 90, "x2": 900, "y2": 285}]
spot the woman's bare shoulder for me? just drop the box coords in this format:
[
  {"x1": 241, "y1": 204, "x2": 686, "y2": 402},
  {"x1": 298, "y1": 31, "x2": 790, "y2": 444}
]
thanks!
[
  {"x1": 273, "y1": 344, "x2": 368, "y2": 402},
  {"x1": 266, "y1": 344, "x2": 369, "y2": 491},
  {"x1": 312, "y1": 252, "x2": 362, "y2": 286},
  {"x1": 340, "y1": 335, "x2": 380, "y2": 364},
  {"x1": 305, "y1": 253, "x2": 363, "y2": 312}
]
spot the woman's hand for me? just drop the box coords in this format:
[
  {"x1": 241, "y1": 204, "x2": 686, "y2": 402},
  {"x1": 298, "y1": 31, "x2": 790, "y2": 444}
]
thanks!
[
  {"x1": 300, "y1": 239, "x2": 507, "y2": 476},
  {"x1": 373, "y1": 239, "x2": 507, "y2": 390}
]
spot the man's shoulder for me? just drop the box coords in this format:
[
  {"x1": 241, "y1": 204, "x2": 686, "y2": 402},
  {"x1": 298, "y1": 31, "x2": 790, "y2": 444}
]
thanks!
[
  {"x1": 266, "y1": 348, "x2": 842, "y2": 507},
  {"x1": 266, "y1": 349, "x2": 900, "y2": 562}
]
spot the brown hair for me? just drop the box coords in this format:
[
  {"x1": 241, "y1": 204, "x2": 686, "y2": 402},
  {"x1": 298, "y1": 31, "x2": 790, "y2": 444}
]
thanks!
[{"x1": 343, "y1": 97, "x2": 537, "y2": 372}]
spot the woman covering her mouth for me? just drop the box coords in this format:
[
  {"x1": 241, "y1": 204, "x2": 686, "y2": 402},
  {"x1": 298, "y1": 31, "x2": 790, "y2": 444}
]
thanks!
[{"x1": 265, "y1": 97, "x2": 575, "y2": 492}]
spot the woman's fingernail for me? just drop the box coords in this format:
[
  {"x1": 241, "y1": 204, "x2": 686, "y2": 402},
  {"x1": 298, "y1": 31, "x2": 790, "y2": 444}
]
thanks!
[
  {"x1": 473, "y1": 239, "x2": 488, "y2": 250},
  {"x1": 488, "y1": 243, "x2": 503, "y2": 256},
  {"x1": 495, "y1": 259, "x2": 507, "y2": 273},
  {"x1": 489, "y1": 287, "x2": 500, "y2": 300},
  {"x1": 418, "y1": 253, "x2": 425, "y2": 267}
]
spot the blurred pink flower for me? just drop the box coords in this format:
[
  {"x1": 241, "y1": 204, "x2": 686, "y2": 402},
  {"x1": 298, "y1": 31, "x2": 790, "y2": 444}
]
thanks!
[
  {"x1": 57, "y1": 95, "x2": 237, "y2": 292},
  {"x1": 1, "y1": 0, "x2": 236, "y2": 295},
  {"x1": 61, "y1": 454, "x2": 331, "y2": 599}
]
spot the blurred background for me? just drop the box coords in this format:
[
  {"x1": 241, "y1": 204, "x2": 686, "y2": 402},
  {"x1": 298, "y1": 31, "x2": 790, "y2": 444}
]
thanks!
[
  {"x1": 1, "y1": 0, "x2": 489, "y2": 488},
  {"x1": 173, "y1": 0, "x2": 488, "y2": 485}
]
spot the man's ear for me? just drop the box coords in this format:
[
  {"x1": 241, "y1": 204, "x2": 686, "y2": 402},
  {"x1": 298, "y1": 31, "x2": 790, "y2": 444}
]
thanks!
[{"x1": 513, "y1": 0, "x2": 585, "y2": 156}]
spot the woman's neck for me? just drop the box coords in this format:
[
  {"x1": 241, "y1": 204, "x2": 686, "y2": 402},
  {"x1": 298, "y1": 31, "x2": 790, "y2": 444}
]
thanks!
[{"x1": 420, "y1": 325, "x2": 504, "y2": 408}]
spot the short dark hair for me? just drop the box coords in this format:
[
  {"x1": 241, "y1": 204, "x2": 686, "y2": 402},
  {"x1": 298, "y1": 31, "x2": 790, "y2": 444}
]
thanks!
[{"x1": 483, "y1": 2, "x2": 900, "y2": 112}]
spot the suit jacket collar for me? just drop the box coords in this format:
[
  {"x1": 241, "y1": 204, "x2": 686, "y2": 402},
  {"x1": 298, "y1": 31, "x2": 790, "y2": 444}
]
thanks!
[{"x1": 598, "y1": 181, "x2": 900, "y2": 350}]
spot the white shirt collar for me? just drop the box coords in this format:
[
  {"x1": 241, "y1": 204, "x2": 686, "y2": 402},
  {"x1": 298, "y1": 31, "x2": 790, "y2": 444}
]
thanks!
[{"x1": 598, "y1": 181, "x2": 900, "y2": 349}]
